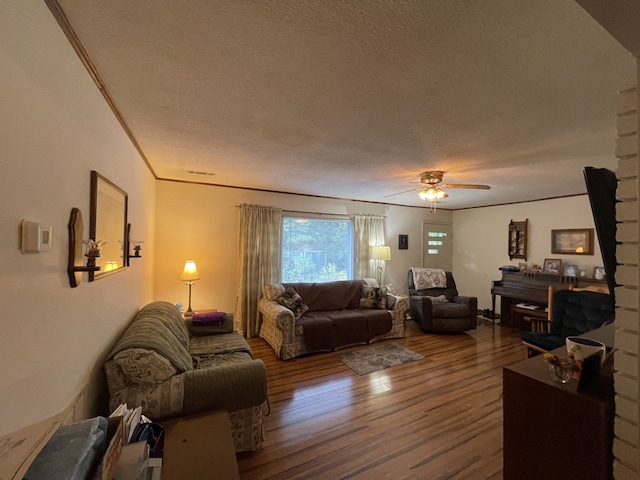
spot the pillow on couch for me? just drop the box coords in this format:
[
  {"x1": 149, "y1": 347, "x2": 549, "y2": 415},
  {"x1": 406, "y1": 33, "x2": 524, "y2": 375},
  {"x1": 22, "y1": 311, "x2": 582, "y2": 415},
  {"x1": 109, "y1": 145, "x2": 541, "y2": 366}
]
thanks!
[
  {"x1": 426, "y1": 295, "x2": 449, "y2": 304},
  {"x1": 360, "y1": 284, "x2": 386, "y2": 309},
  {"x1": 186, "y1": 312, "x2": 234, "y2": 336},
  {"x1": 264, "y1": 283, "x2": 286, "y2": 301},
  {"x1": 112, "y1": 348, "x2": 178, "y2": 385},
  {"x1": 277, "y1": 286, "x2": 309, "y2": 319}
]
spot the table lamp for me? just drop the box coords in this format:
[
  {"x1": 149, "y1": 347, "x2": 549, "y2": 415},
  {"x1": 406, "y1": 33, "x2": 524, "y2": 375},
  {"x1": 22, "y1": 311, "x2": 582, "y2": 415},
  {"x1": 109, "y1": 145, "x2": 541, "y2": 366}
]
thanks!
[
  {"x1": 180, "y1": 259, "x2": 200, "y2": 316},
  {"x1": 370, "y1": 246, "x2": 391, "y2": 286}
]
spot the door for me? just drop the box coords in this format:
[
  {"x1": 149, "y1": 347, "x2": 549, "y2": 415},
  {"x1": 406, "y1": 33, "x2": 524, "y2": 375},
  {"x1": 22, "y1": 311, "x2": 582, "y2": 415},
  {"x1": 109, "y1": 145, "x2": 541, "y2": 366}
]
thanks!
[{"x1": 422, "y1": 222, "x2": 453, "y2": 271}]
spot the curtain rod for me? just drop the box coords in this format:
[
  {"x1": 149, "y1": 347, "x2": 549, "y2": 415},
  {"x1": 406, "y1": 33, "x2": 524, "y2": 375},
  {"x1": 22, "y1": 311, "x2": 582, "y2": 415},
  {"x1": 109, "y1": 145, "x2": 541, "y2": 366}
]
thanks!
[{"x1": 283, "y1": 210, "x2": 386, "y2": 218}]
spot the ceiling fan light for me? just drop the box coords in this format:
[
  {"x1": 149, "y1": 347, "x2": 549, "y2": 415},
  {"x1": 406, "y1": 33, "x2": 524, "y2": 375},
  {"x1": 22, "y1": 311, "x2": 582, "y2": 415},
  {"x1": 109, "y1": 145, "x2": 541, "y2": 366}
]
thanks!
[{"x1": 421, "y1": 188, "x2": 437, "y2": 201}]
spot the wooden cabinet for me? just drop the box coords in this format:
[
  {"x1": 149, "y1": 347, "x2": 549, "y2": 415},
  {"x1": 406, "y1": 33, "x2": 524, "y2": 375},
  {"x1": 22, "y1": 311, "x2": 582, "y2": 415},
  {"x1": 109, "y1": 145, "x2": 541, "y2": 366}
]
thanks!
[
  {"x1": 503, "y1": 324, "x2": 614, "y2": 479},
  {"x1": 508, "y1": 219, "x2": 528, "y2": 261}
]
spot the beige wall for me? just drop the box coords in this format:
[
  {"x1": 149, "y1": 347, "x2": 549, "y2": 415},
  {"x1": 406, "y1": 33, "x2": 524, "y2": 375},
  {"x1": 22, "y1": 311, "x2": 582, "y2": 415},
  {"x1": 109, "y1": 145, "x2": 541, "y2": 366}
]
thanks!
[
  {"x1": 154, "y1": 180, "x2": 453, "y2": 311},
  {"x1": 155, "y1": 180, "x2": 604, "y2": 320},
  {"x1": 452, "y1": 195, "x2": 603, "y2": 313},
  {"x1": 0, "y1": 0, "x2": 155, "y2": 435}
]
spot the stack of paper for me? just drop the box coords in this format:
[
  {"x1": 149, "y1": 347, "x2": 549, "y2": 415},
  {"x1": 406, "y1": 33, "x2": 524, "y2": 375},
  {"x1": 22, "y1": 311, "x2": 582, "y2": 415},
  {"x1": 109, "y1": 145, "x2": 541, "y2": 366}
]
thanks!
[
  {"x1": 109, "y1": 404, "x2": 142, "y2": 444},
  {"x1": 515, "y1": 303, "x2": 539, "y2": 310}
]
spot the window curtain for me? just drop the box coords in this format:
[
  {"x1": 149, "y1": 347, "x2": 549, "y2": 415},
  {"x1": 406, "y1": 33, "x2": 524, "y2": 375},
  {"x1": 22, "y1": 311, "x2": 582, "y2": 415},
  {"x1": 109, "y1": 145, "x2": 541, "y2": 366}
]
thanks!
[
  {"x1": 235, "y1": 204, "x2": 282, "y2": 337},
  {"x1": 354, "y1": 214, "x2": 385, "y2": 281}
]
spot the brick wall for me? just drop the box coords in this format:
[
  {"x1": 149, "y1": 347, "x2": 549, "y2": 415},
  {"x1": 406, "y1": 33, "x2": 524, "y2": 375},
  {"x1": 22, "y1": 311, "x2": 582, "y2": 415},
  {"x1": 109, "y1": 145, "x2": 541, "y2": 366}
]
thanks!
[{"x1": 614, "y1": 81, "x2": 639, "y2": 478}]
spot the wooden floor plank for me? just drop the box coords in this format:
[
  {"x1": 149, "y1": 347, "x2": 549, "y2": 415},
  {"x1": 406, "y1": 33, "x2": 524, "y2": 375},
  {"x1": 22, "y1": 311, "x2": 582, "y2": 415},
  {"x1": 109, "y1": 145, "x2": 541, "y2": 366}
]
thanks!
[{"x1": 238, "y1": 320, "x2": 525, "y2": 479}]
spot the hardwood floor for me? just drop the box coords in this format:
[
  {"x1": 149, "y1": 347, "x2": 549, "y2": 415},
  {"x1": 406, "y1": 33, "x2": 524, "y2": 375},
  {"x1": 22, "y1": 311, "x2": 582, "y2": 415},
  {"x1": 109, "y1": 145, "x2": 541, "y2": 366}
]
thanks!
[{"x1": 237, "y1": 319, "x2": 526, "y2": 480}]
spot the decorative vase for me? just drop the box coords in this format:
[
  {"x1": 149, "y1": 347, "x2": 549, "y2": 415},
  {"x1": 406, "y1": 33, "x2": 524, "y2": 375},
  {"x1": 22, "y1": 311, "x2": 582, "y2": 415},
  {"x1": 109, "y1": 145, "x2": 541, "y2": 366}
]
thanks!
[{"x1": 549, "y1": 363, "x2": 572, "y2": 384}]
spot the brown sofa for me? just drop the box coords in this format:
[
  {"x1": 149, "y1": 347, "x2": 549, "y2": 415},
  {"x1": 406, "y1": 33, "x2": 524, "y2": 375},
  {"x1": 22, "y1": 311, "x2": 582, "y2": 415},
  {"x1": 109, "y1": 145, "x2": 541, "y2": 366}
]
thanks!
[{"x1": 258, "y1": 279, "x2": 408, "y2": 360}]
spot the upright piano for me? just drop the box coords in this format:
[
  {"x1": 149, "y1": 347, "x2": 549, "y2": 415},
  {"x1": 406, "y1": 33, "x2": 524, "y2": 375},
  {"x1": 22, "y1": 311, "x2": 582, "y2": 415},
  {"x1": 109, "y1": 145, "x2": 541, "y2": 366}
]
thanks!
[{"x1": 491, "y1": 270, "x2": 607, "y2": 327}]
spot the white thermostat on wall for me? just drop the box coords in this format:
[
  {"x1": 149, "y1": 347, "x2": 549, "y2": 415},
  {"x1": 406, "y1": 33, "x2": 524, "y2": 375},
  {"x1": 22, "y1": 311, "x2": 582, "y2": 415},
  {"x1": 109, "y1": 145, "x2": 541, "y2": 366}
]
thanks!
[{"x1": 21, "y1": 220, "x2": 52, "y2": 254}]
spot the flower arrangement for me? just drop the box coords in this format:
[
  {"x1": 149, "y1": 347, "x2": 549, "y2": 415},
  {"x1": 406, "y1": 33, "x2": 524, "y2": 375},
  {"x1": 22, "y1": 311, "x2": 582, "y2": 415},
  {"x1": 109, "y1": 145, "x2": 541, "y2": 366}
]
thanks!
[
  {"x1": 543, "y1": 352, "x2": 581, "y2": 383},
  {"x1": 83, "y1": 239, "x2": 107, "y2": 256}
]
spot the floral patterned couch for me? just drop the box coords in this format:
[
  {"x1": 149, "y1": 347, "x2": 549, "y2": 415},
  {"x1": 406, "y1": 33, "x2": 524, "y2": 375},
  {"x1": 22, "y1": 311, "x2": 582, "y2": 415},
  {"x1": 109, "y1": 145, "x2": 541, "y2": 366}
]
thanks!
[
  {"x1": 104, "y1": 301, "x2": 267, "y2": 452},
  {"x1": 259, "y1": 279, "x2": 408, "y2": 360}
]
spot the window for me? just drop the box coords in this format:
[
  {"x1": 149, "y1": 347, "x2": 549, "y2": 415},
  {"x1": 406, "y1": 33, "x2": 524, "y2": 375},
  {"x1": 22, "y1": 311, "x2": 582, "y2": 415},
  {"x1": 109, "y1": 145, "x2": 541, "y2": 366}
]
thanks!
[
  {"x1": 427, "y1": 231, "x2": 448, "y2": 254},
  {"x1": 422, "y1": 222, "x2": 452, "y2": 271},
  {"x1": 281, "y1": 216, "x2": 353, "y2": 282}
]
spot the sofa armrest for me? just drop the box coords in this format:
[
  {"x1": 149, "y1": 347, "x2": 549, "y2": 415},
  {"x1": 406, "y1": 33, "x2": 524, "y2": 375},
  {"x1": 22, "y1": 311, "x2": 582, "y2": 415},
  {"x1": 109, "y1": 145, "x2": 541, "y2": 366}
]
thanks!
[
  {"x1": 258, "y1": 297, "x2": 295, "y2": 331},
  {"x1": 388, "y1": 294, "x2": 408, "y2": 323},
  {"x1": 182, "y1": 359, "x2": 267, "y2": 414},
  {"x1": 454, "y1": 295, "x2": 478, "y2": 328},
  {"x1": 409, "y1": 295, "x2": 434, "y2": 329},
  {"x1": 453, "y1": 295, "x2": 477, "y2": 309},
  {"x1": 108, "y1": 375, "x2": 185, "y2": 420}
]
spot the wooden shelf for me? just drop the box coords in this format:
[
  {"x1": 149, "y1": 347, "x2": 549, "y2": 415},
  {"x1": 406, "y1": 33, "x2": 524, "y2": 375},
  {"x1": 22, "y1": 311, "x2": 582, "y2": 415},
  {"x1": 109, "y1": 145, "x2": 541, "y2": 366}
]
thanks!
[{"x1": 508, "y1": 219, "x2": 528, "y2": 261}]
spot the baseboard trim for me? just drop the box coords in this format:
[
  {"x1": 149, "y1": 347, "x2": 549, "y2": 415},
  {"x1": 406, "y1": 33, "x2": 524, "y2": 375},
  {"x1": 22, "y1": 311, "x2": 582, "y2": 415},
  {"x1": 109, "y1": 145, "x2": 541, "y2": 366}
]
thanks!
[{"x1": 0, "y1": 380, "x2": 90, "y2": 479}]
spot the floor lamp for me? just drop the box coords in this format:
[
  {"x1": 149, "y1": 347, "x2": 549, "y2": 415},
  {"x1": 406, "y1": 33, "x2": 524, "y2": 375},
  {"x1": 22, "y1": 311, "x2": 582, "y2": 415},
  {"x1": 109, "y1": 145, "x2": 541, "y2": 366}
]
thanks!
[
  {"x1": 370, "y1": 246, "x2": 391, "y2": 287},
  {"x1": 180, "y1": 259, "x2": 200, "y2": 316}
]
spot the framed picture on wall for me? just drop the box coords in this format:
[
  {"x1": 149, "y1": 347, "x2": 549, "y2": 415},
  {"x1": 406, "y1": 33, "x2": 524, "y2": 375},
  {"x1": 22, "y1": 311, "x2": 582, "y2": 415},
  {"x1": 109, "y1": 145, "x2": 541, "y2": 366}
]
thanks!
[
  {"x1": 399, "y1": 234, "x2": 408, "y2": 250},
  {"x1": 551, "y1": 228, "x2": 594, "y2": 255}
]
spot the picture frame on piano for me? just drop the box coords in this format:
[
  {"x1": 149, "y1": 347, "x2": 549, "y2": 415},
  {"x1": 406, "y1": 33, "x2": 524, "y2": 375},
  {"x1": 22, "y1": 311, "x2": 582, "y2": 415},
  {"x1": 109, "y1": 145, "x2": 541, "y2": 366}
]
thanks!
[{"x1": 543, "y1": 258, "x2": 562, "y2": 275}]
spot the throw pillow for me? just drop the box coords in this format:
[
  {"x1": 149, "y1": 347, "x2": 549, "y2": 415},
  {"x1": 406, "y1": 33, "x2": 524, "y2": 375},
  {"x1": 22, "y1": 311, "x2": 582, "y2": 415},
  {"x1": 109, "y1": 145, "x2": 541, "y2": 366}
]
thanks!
[
  {"x1": 264, "y1": 283, "x2": 286, "y2": 301},
  {"x1": 276, "y1": 286, "x2": 309, "y2": 319},
  {"x1": 427, "y1": 295, "x2": 449, "y2": 304},
  {"x1": 360, "y1": 284, "x2": 387, "y2": 309}
]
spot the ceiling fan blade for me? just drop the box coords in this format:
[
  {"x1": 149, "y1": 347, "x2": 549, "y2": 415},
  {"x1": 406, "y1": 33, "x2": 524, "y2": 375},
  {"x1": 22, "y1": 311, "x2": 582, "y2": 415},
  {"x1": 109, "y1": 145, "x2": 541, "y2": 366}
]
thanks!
[
  {"x1": 442, "y1": 183, "x2": 491, "y2": 190},
  {"x1": 384, "y1": 187, "x2": 419, "y2": 198}
]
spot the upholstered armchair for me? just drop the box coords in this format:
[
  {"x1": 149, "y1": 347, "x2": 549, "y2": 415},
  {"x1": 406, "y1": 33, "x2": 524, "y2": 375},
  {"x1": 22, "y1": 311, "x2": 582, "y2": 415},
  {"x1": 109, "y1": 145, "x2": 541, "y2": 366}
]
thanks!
[
  {"x1": 408, "y1": 269, "x2": 478, "y2": 333},
  {"x1": 521, "y1": 288, "x2": 615, "y2": 357}
]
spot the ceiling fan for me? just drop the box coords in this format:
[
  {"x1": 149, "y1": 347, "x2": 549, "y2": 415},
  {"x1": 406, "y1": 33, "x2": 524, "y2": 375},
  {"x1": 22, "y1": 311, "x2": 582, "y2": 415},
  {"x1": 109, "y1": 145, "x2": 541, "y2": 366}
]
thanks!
[{"x1": 385, "y1": 171, "x2": 491, "y2": 210}]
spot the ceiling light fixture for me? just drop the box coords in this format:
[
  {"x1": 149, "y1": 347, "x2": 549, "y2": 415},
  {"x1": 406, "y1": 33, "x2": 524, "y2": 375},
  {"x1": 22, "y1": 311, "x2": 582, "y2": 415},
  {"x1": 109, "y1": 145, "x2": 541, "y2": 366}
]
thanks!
[{"x1": 418, "y1": 186, "x2": 447, "y2": 211}]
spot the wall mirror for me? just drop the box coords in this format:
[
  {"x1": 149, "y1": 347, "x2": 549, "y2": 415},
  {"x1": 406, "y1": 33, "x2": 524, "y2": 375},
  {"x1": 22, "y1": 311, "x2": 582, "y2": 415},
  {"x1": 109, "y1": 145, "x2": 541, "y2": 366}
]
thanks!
[{"x1": 89, "y1": 171, "x2": 128, "y2": 281}]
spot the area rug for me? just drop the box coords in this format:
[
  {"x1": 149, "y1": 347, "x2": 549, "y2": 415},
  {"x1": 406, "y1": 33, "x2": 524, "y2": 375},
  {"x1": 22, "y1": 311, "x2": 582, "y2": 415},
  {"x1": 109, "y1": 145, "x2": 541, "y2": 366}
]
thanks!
[{"x1": 336, "y1": 343, "x2": 424, "y2": 375}]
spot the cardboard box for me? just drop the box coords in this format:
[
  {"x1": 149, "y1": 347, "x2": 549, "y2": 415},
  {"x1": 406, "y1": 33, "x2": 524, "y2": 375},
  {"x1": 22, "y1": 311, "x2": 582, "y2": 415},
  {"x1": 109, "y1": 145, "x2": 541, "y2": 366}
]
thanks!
[{"x1": 161, "y1": 410, "x2": 239, "y2": 480}]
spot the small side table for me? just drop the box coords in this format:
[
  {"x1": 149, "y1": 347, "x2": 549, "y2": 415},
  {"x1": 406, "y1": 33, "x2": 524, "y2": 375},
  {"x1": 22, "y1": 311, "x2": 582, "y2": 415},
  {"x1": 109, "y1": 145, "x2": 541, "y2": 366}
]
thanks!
[{"x1": 162, "y1": 409, "x2": 239, "y2": 480}]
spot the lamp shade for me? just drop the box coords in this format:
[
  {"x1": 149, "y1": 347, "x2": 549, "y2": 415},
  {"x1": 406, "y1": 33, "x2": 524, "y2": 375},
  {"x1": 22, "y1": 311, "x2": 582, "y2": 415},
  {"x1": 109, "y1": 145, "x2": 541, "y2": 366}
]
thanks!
[
  {"x1": 370, "y1": 246, "x2": 391, "y2": 261},
  {"x1": 179, "y1": 260, "x2": 200, "y2": 281}
]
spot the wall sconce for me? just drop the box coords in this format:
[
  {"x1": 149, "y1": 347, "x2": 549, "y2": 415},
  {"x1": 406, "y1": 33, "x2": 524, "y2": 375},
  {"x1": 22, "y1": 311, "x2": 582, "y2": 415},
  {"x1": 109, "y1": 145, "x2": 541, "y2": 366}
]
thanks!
[
  {"x1": 67, "y1": 208, "x2": 102, "y2": 288},
  {"x1": 130, "y1": 240, "x2": 144, "y2": 258},
  {"x1": 370, "y1": 245, "x2": 391, "y2": 286},
  {"x1": 125, "y1": 223, "x2": 143, "y2": 266},
  {"x1": 179, "y1": 260, "x2": 200, "y2": 316}
]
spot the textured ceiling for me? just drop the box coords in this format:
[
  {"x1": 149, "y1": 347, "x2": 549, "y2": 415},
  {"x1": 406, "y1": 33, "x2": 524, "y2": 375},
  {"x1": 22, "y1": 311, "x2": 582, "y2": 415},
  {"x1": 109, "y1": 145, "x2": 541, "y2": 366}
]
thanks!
[{"x1": 53, "y1": 0, "x2": 636, "y2": 209}]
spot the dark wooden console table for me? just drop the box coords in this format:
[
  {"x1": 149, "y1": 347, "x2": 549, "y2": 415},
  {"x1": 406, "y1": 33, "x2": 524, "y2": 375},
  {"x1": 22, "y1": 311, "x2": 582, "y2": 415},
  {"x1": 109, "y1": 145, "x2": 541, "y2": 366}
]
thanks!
[{"x1": 502, "y1": 323, "x2": 615, "y2": 479}]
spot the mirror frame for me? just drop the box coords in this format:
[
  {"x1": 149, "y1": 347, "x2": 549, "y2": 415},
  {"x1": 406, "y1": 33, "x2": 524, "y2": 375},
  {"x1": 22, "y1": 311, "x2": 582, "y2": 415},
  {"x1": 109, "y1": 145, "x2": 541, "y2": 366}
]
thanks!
[{"x1": 89, "y1": 171, "x2": 128, "y2": 281}]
